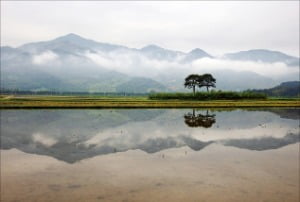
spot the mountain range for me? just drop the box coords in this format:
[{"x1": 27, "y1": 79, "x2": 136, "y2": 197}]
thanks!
[
  {"x1": 1, "y1": 33, "x2": 299, "y2": 92},
  {"x1": 251, "y1": 81, "x2": 300, "y2": 97}
]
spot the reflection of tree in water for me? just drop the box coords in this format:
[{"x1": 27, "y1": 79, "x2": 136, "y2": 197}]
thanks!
[{"x1": 184, "y1": 109, "x2": 216, "y2": 128}]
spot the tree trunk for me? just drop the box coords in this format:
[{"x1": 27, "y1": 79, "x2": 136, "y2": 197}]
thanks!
[
  {"x1": 206, "y1": 86, "x2": 209, "y2": 92},
  {"x1": 193, "y1": 86, "x2": 195, "y2": 95}
]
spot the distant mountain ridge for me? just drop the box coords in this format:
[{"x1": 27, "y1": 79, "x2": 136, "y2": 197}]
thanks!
[
  {"x1": 1, "y1": 33, "x2": 299, "y2": 92},
  {"x1": 5, "y1": 33, "x2": 298, "y2": 64},
  {"x1": 19, "y1": 33, "x2": 128, "y2": 54},
  {"x1": 224, "y1": 49, "x2": 299, "y2": 66},
  {"x1": 251, "y1": 81, "x2": 300, "y2": 97}
]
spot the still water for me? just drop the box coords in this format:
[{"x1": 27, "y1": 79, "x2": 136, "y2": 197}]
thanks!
[{"x1": 1, "y1": 108, "x2": 299, "y2": 202}]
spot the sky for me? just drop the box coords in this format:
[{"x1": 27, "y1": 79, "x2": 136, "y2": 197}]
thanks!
[{"x1": 1, "y1": 1, "x2": 299, "y2": 57}]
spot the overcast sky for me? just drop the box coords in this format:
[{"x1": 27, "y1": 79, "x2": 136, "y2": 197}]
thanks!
[{"x1": 1, "y1": 1, "x2": 299, "y2": 56}]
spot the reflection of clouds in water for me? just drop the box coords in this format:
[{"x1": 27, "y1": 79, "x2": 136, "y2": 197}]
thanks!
[
  {"x1": 190, "y1": 125, "x2": 299, "y2": 142},
  {"x1": 1, "y1": 109, "x2": 299, "y2": 163},
  {"x1": 221, "y1": 132, "x2": 300, "y2": 151},
  {"x1": 32, "y1": 133, "x2": 58, "y2": 147},
  {"x1": 83, "y1": 129, "x2": 130, "y2": 148},
  {"x1": 22, "y1": 109, "x2": 300, "y2": 148},
  {"x1": 82, "y1": 123, "x2": 172, "y2": 150},
  {"x1": 82, "y1": 114, "x2": 298, "y2": 149}
]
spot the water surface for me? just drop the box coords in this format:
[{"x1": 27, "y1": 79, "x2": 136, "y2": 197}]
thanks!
[{"x1": 1, "y1": 108, "x2": 299, "y2": 202}]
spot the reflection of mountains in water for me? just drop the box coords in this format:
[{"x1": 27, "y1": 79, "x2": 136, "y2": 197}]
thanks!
[
  {"x1": 1, "y1": 108, "x2": 299, "y2": 163},
  {"x1": 263, "y1": 108, "x2": 300, "y2": 120},
  {"x1": 1, "y1": 132, "x2": 299, "y2": 164}
]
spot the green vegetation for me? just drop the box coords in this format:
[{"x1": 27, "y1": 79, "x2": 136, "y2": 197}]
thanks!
[
  {"x1": 0, "y1": 74, "x2": 298, "y2": 109},
  {"x1": 251, "y1": 81, "x2": 300, "y2": 97},
  {"x1": 0, "y1": 95, "x2": 299, "y2": 108},
  {"x1": 151, "y1": 73, "x2": 273, "y2": 101},
  {"x1": 148, "y1": 91, "x2": 267, "y2": 100},
  {"x1": 184, "y1": 73, "x2": 216, "y2": 94}
]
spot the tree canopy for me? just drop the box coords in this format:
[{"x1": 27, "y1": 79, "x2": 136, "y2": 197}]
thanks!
[
  {"x1": 184, "y1": 74, "x2": 201, "y2": 95},
  {"x1": 199, "y1": 73, "x2": 216, "y2": 92},
  {"x1": 184, "y1": 73, "x2": 216, "y2": 94}
]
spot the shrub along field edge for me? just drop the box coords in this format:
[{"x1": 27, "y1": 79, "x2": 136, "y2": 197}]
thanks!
[{"x1": 148, "y1": 91, "x2": 267, "y2": 100}]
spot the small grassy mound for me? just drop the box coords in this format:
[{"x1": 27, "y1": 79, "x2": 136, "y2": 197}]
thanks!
[{"x1": 148, "y1": 91, "x2": 267, "y2": 100}]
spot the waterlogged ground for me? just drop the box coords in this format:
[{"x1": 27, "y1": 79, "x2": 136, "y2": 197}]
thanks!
[{"x1": 1, "y1": 108, "x2": 299, "y2": 202}]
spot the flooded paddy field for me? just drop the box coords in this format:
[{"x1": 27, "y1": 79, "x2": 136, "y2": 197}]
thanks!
[{"x1": 1, "y1": 108, "x2": 299, "y2": 202}]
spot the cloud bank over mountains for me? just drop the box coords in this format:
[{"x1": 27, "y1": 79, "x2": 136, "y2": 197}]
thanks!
[
  {"x1": 1, "y1": 34, "x2": 299, "y2": 92},
  {"x1": 32, "y1": 51, "x2": 59, "y2": 65},
  {"x1": 84, "y1": 49, "x2": 298, "y2": 79}
]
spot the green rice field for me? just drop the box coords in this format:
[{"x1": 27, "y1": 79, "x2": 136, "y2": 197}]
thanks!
[{"x1": 1, "y1": 95, "x2": 299, "y2": 108}]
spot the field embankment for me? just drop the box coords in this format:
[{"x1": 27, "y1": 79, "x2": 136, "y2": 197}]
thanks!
[{"x1": 0, "y1": 95, "x2": 299, "y2": 108}]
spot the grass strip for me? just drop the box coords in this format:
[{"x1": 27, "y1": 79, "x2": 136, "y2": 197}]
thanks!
[{"x1": 0, "y1": 95, "x2": 299, "y2": 108}]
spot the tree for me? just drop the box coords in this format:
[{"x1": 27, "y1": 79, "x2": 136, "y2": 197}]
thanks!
[
  {"x1": 184, "y1": 109, "x2": 216, "y2": 128},
  {"x1": 199, "y1": 73, "x2": 216, "y2": 92},
  {"x1": 184, "y1": 74, "x2": 201, "y2": 95}
]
